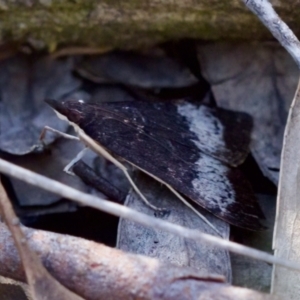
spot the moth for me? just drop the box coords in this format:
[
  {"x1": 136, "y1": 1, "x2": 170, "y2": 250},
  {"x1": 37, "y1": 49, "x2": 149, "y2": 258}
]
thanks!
[{"x1": 45, "y1": 98, "x2": 265, "y2": 230}]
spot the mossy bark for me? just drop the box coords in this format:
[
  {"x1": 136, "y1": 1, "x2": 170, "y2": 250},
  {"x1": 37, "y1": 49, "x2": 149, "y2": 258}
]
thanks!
[{"x1": 0, "y1": 0, "x2": 299, "y2": 50}]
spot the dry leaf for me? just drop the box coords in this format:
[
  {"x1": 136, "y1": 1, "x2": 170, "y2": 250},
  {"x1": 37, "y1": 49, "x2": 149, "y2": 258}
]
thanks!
[
  {"x1": 89, "y1": 85, "x2": 136, "y2": 103},
  {"x1": 2, "y1": 139, "x2": 91, "y2": 209},
  {"x1": 117, "y1": 172, "x2": 231, "y2": 282},
  {"x1": 272, "y1": 79, "x2": 300, "y2": 298},
  {"x1": 231, "y1": 194, "x2": 276, "y2": 292},
  {"x1": 198, "y1": 42, "x2": 299, "y2": 184},
  {"x1": 0, "y1": 54, "x2": 82, "y2": 155},
  {"x1": 76, "y1": 50, "x2": 198, "y2": 88}
]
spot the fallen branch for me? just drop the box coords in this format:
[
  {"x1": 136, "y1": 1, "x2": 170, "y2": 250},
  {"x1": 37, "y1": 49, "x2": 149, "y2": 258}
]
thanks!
[
  {"x1": 1, "y1": 158, "x2": 300, "y2": 272},
  {"x1": 0, "y1": 220, "x2": 281, "y2": 300},
  {"x1": 0, "y1": 182, "x2": 83, "y2": 300}
]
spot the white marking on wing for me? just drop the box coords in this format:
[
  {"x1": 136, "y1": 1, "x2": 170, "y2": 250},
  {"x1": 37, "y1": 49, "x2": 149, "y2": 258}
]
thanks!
[
  {"x1": 192, "y1": 154, "x2": 235, "y2": 212},
  {"x1": 177, "y1": 102, "x2": 225, "y2": 155}
]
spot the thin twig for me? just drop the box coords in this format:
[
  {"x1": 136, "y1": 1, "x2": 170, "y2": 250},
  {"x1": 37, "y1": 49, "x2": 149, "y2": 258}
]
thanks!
[
  {"x1": 1, "y1": 158, "x2": 300, "y2": 272},
  {"x1": 241, "y1": 0, "x2": 300, "y2": 68}
]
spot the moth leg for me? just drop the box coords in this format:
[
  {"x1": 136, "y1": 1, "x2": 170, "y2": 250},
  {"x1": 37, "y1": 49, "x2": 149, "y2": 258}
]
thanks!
[
  {"x1": 40, "y1": 126, "x2": 86, "y2": 175},
  {"x1": 77, "y1": 130, "x2": 165, "y2": 212},
  {"x1": 63, "y1": 147, "x2": 89, "y2": 175},
  {"x1": 40, "y1": 126, "x2": 80, "y2": 142},
  {"x1": 134, "y1": 166, "x2": 222, "y2": 236}
]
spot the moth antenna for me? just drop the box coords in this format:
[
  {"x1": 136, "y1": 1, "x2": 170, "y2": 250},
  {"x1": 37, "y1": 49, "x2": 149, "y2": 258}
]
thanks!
[
  {"x1": 39, "y1": 126, "x2": 80, "y2": 142},
  {"x1": 76, "y1": 129, "x2": 165, "y2": 212},
  {"x1": 39, "y1": 126, "x2": 87, "y2": 175},
  {"x1": 131, "y1": 164, "x2": 223, "y2": 236}
]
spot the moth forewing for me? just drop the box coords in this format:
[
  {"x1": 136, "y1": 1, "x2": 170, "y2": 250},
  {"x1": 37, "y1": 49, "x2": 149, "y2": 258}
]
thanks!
[
  {"x1": 44, "y1": 99, "x2": 166, "y2": 212},
  {"x1": 46, "y1": 100, "x2": 222, "y2": 234},
  {"x1": 75, "y1": 126, "x2": 166, "y2": 212},
  {"x1": 176, "y1": 102, "x2": 253, "y2": 167},
  {"x1": 45, "y1": 98, "x2": 264, "y2": 230},
  {"x1": 127, "y1": 160, "x2": 223, "y2": 236}
]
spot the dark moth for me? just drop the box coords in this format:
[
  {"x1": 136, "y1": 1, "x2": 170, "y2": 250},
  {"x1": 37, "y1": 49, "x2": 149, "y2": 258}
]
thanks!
[{"x1": 45, "y1": 99, "x2": 265, "y2": 230}]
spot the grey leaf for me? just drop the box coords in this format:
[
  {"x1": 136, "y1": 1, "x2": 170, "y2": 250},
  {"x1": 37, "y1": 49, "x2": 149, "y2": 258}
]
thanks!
[
  {"x1": 0, "y1": 54, "x2": 83, "y2": 155},
  {"x1": 2, "y1": 138, "x2": 91, "y2": 208},
  {"x1": 76, "y1": 50, "x2": 198, "y2": 88},
  {"x1": 117, "y1": 172, "x2": 231, "y2": 282},
  {"x1": 198, "y1": 42, "x2": 299, "y2": 184}
]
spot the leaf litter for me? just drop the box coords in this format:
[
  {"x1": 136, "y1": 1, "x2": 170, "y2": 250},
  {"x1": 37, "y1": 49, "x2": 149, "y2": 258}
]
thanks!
[
  {"x1": 197, "y1": 42, "x2": 299, "y2": 185},
  {"x1": 0, "y1": 54, "x2": 82, "y2": 155},
  {"x1": 117, "y1": 172, "x2": 231, "y2": 282},
  {"x1": 0, "y1": 43, "x2": 297, "y2": 299}
]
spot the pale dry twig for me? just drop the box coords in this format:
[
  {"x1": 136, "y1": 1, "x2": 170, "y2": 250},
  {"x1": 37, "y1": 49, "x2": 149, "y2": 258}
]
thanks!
[{"x1": 0, "y1": 158, "x2": 300, "y2": 272}]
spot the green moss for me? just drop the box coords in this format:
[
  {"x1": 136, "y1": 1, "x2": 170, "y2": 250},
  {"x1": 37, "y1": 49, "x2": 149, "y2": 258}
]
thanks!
[{"x1": 0, "y1": 1, "x2": 297, "y2": 50}]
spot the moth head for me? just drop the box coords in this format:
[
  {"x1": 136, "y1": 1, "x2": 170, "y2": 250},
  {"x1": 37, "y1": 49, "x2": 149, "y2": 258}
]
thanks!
[{"x1": 45, "y1": 99, "x2": 86, "y2": 125}]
